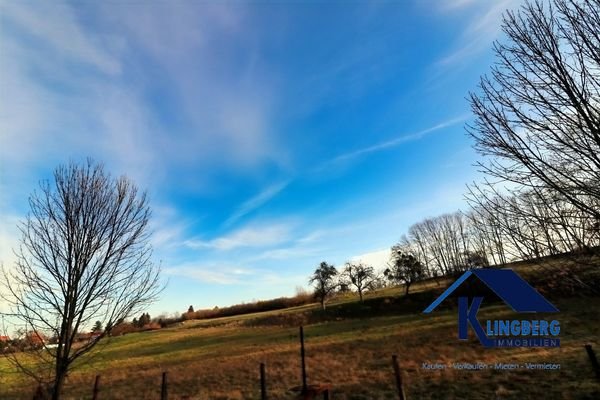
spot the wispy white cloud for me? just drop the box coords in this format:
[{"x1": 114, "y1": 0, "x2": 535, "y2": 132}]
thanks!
[
  {"x1": 326, "y1": 115, "x2": 467, "y2": 166},
  {"x1": 164, "y1": 263, "x2": 253, "y2": 285},
  {"x1": 1, "y1": 2, "x2": 120, "y2": 75},
  {"x1": 0, "y1": 31, "x2": 74, "y2": 168},
  {"x1": 437, "y1": 0, "x2": 478, "y2": 11},
  {"x1": 164, "y1": 263, "x2": 304, "y2": 288},
  {"x1": 223, "y1": 180, "x2": 290, "y2": 228},
  {"x1": 244, "y1": 228, "x2": 333, "y2": 264},
  {"x1": 437, "y1": 0, "x2": 521, "y2": 66},
  {"x1": 97, "y1": 2, "x2": 285, "y2": 172},
  {"x1": 296, "y1": 230, "x2": 328, "y2": 245},
  {"x1": 254, "y1": 245, "x2": 327, "y2": 262},
  {"x1": 222, "y1": 116, "x2": 466, "y2": 229},
  {"x1": 184, "y1": 223, "x2": 291, "y2": 251},
  {"x1": 0, "y1": 2, "x2": 160, "y2": 189},
  {"x1": 0, "y1": 2, "x2": 285, "y2": 199},
  {"x1": 148, "y1": 205, "x2": 193, "y2": 249}
]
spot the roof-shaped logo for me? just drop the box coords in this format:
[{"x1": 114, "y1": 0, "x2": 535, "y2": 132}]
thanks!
[{"x1": 424, "y1": 269, "x2": 558, "y2": 314}]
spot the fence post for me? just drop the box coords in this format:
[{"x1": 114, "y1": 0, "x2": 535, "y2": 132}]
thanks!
[
  {"x1": 300, "y1": 326, "x2": 307, "y2": 394},
  {"x1": 92, "y1": 375, "x2": 101, "y2": 400},
  {"x1": 584, "y1": 344, "x2": 600, "y2": 381},
  {"x1": 161, "y1": 371, "x2": 168, "y2": 400},
  {"x1": 260, "y1": 363, "x2": 267, "y2": 400},
  {"x1": 392, "y1": 355, "x2": 406, "y2": 400}
]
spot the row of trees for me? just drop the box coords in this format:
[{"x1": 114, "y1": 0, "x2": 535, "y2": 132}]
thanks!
[
  {"x1": 307, "y1": 209, "x2": 494, "y2": 309},
  {"x1": 468, "y1": 189, "x2": 600, "y2": 262},
  {"x1": 308, "y1": 192, "x2": 598, "y2": 309},
  {"x1": 132, "y1": 313, "x2": 151, "y2": 328},
  {"x1": 308, "y1": 254, "x2": 426, "y2": 310},
  {"x1": 399, "y1": 211, "x2": 492, "y2": 278}
]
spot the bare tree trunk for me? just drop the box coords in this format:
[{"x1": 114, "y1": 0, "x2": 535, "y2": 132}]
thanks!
[{"x1": 51, "y1": 366, "x2": 66, "y2": 400}]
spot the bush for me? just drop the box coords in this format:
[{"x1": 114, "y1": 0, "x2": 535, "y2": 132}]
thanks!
[{"x1": 182, "y1": 292, "x2": 315, "y2": 322}]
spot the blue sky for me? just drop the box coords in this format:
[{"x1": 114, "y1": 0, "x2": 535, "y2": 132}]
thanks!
[{"x1": 0, "y1": 0, "x2": 520, "y2": 317}]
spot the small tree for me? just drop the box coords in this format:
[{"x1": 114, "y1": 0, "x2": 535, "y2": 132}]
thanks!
[
  {"x1": 187, "y1": 305, "x2": 194, "y2": 314},
  {"x1": 309, "y1": 262, "x2": 338, "y2": 310},
  {"x1": 343, "y1": 262, "x2": 375, "y2": 302},
  {"x1": 92, "y1": 321, "x2": 103, "y2": 333},
  {"x1": 385, "y1": 247, "x2": 425, "y2": 295},
  {"x1": 136, "y1": 313, "x2": 150, "y2": 328}
]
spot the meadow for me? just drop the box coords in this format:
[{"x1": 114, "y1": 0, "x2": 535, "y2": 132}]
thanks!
[{"x1": 1, "y1": 263, "x2": 599, "y2": 399}]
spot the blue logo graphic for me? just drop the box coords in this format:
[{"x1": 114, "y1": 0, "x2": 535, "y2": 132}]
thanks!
[{"x1": 423, "y1": 269, "x2": 560, "y2": 348}]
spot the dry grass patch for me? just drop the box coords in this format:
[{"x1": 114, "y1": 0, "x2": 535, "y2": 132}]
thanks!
[{"x1": 1, "y1": 270, "x2": 599, "y2": 399}]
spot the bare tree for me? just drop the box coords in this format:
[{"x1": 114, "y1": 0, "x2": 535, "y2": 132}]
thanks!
[
  {"x1": 0, "y1": 160, "x2": 162, "y2": 399},
  {"x1": 343, "y1": 262, "x2": 375, "y2": 302},
  {"x1": 405, "y1": 212, "x2": 475, "y2": 276},
  {"x1": 401, "y1": 231, "x2": 432, "y2": 278},
  {"x1": 467, "y1": 0, "x2": 600, "y2": 222},
  {"x1": 308, "y1": 262, "x2": 338, "y2": 310},
  {"x1": 467, "y1": 183, "x2": 600, "y2": 260},
  {"x1": 464, "y1": 0, "x2": 600, "y2": 297},
  {"x1": 467, "y1": 183, "x2": 600, "y2": 294}
]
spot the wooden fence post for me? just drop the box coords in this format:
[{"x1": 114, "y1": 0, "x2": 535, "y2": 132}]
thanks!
[
  {"x1": 260, "y1": 363, "x2": 267, "y2": 400},
  {"x1": 392, "y1": 355, "x2": 406, "y2": 400},
  {"x1": 161, "y1": 371, "x2": 168, "y2": 400},
  {"x1": 584, "y1": 344, "x2": 600, "y2": 381},
  {"x1": 300, "y1": 326, "x2": 307, "y2": 394},
  {"x1": 92, "y1": 375, "x2": 101, "y2": 400}
]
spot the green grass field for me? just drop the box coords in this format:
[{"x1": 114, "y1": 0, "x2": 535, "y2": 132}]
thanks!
[{"x1": 1, "y1": 263, "x2": 599, "y2": 399}]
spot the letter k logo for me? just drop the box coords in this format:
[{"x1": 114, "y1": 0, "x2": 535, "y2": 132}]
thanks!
[{"x1": 458, "y1": 297, "x2": 493, "y2": 347}]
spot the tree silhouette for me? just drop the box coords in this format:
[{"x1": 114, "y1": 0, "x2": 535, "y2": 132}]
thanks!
[
  {"x1": 137, "y1": 313, "x2": 151, "y2": 328},
  {"x1": 92, "y1": 321, "x2": 103, "y2": 333},
  {"x1": 385, "y1": 247, "x2": 425, "y2": 296},
  {"x1": 308, "y1": 262, "x2": 338, "y2": 310},
  {"x1": 343, "y1": 262, "x2": 375, "y2": 302},
  {"x1": 466, "y1": 0, "x2": 600, "y2": 293},
  {"x1": 467, "y1": 0, "x2": 600, "y2": 222},
  {"x1": 0, "y1": 160, "x2": 162, "y2": 399}
]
